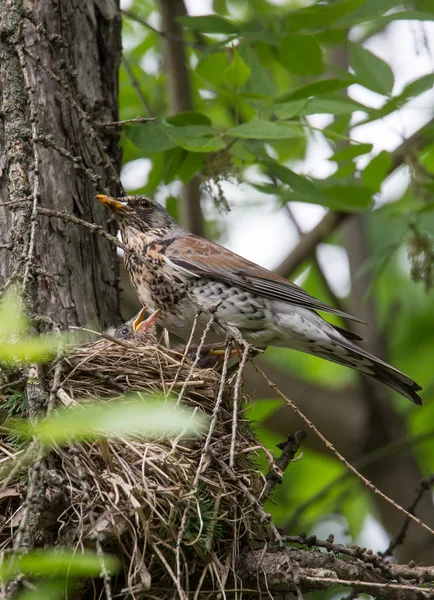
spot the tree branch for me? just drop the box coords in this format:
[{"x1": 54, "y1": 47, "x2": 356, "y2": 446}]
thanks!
[
  {"x1": 274, "y1": 212, "x2": 348, "y2": 277},
  {"x1": 264, "y1": 430, "x2": 307, "y2": 498},
  {"x1": 240, "y1": 546, "x2": 434, "y2": 599}
]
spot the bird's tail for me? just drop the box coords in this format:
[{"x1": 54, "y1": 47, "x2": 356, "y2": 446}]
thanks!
[{"x1": 327, "y1": 335, "x2": 422, "y2": 405}]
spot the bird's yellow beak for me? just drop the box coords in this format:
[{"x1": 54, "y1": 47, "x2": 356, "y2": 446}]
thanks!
[{"x1": 96, "y1": 194, "x2": 127, "y2": 212}]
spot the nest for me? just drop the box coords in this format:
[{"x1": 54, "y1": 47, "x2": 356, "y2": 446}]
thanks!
[{"x1": 0, "y1": 337, "x2": 273, "y2": 599}]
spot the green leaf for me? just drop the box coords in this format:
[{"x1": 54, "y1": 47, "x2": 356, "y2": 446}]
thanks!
[
  {"x1": 195, "y1": 52, "x2": 229, "y2": 87},
  {"x1": 316, "y1": 181, "x2": 373, "y2": 211},
  {"x1": 227, "y1": 120, "x2": 303, "y2": 140},
  {"x1": 177, "y1": 15, "x2": 239, "y2": 34},
  {"x1": 401, "y1": 73, "x2": 434, "y2": 99},
  {"x1": 300, "y1": 95, "x2": 366, "y2": 116},
  {"x1": 284, "y1": 0, "x2": 366, "y2": 29},
  {"x1": 263, "y1": 162, "x2": 371, "y2": 211},
  {"x1": 375, "y1": 10, "x2": 434, "y2": 24},
  {"x1": 238, "y1": 44, "x2": 274, "y2": 97},
  {"x1": 330, "y1": 143, "x2": 373, "y2": 162},
  {"x1": 166, "y1": 112, "x2": 212, "y2": 126},
  {"x1": 266, "y1": 161, "x2": 324, "y2": 201},
  {"x1": 342, "y1": 489, "x2": 371, "y2": 538},
  {"x1": 163, "y1": 147, "x2": 187, "y2": 183},
  {"x1": 27, "y1": 394, "x2": 207, "y2": 444},
  {"x1": 125, "y1": 122, "x2": 176, "y2": 153},
  {"x1": 0, "y1": 289, "x2": 68, "y2": 364},
  {"x1": 279, "y1": 34, "x2": 324, "y2": 76},
  {"x1": 0, "y1": 550, "x2": 119, "y2": 581},
  {"x1": 280, "y1": 79, "x2": 351, "y2": 101},
  {"x1": 366, "y1": 73, "x2": 434, "y2": 123},
  {"x1": 349, "y1": 42, "x2": 394, "y2": 95},
  {"x1": 223, "y1": 48, "x2": 251, "y2": 89},
  {"x1": 165, "y1": 124, "x2": 225, "y2": 152},
  {"x1": 362, "y1": 151, "x2": 392, "y2": 191},
  {"x1": 337, "y1": 0, "x2": 406, "y2": 26},
  {"x1": 267, "y1": 100, "x2": 307, "y2": 119},
  {"x1": 279, "y1": 181, "x2": 372, "y2": 211},
  {"x1": 421, "y1": 144, "x2": 434, "y2": 175},
  {"x1": 178, "y1": 152, "x2": 204, "y2": 184},
  {"x1": 1, "y1": 336, "x2": 68, "y2": 364}
]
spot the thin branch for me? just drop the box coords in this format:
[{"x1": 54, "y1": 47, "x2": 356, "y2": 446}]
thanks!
[
  {"x1": 264, "y1": 431, "x2": 307, "y2": 498},
  {"x1": 275, "y1": 212, "x2": 349, "y2": 278},
  {"x1": 229, "y1": 343, "x2": 250, "y2": 468},
  {"x1": 121, "y1": 55, "x2": 154, "y2": 117},
  {"x1": 97, "y1": 117, "x2": 155, "y2": 127},
  {"x1": 209, "y1": 450, "x2": 284, "y2": 544},
  {"x1": 283, "y1": 428, "x2": 434, "y2": 531},
  {"x1": 284, "y1": 202, "x2": 352, "y2": 328},
  {"x1": 23, "y1": 46, "x2": 124, "y2": 193},
  {"x1": 192, "y1": 340, "x2": 233, "y2": 487},
  {"x1": 122, "y1": 9, "x2": 202, "y2": 48},
  {"x1": 17, "y1": 45, "x2": 40, "y2": 293},
  {"x1": 381, "y1": 475, "x2": 434, "y2": 559},
  {"x1": 36, "y1": 207, "x2": 126, "y2": 252},
  {"x1": 252, "y1": 360, "x2": 434, "y2": 540}
]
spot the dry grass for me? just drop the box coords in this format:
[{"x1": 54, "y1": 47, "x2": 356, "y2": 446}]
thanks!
[{"x1": 0, "y1": 336, "x2": 272, "y2": 599}]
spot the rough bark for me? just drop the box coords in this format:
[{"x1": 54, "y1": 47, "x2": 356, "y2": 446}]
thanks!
[
  {"x1": 240, "y1": 546, "x2": 434, "y2": 600},
  {"x1": 0, "y1": 0, "x2": 122, "y2": 330}
]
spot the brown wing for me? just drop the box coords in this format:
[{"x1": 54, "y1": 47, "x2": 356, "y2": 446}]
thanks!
[{"x1": 166, "y1": 234, "x2": 366, "y2": 324}]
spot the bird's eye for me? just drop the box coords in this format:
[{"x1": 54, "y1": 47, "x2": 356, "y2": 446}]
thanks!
[
  {"x1": 140, "y1": 198, "x2": 152, "y2": 210},
  {"x1": 121, "y1": 327, "x2": 129, "y2": 335}
]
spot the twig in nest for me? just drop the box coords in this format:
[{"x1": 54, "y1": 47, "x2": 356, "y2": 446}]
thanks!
[
  {"x1": 229, "y1": 343, "x2": 250, "y2": 469},
  {"x1": 264, "y1": 430, "x2": 307, "y2": 499},
  {"x1": 209, "y1": 450, "x2": 284, "y2": 545}
]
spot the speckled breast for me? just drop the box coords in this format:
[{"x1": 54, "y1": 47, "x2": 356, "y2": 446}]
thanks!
[{"x1": 124, "y1": 250, "x2": 186, "y2": 313}]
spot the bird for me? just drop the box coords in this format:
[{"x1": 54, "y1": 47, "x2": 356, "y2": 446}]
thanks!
[
  {"x1": 113, "y1": 304, "x2": 236, "y2": 369},
  {"x1": 112, "y1": 306, "x2": 159, "y2": 343},
  {"x1": 96, "y1": 194, "x2": 422, "y2": 405}
]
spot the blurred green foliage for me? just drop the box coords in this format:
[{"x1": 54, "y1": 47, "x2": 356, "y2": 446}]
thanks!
[
  {"x1": 0, "y1": 550, "x2": 119, "y2": 600},
  {"x1": 23, "y1": 393, "x2": 207, "y2": 445},
  {"x1": 0, "y1": 289, "x2": 67, "y2": 365}
]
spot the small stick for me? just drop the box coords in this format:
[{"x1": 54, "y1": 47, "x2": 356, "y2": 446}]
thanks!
[
  {"x1": 252, "y1": 360, "x2": 434, "y2": 540},
  {"x1": 264, "y1": 430, "x2": 307, "y2": 498}
]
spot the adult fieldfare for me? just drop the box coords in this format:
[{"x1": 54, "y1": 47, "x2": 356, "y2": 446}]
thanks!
[{"x1": 96, "y1": 194, "x2": 422, "y2": 405}]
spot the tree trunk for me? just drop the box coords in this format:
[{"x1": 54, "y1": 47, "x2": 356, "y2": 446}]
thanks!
[{"x1": 0, "y1": 0, "x2": 122, "y2": 330}]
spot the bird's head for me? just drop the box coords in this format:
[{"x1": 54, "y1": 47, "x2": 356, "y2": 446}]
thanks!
[
  {"x1": 114, "y1": 307, "x2": 160, "y2": 342},
  {"x1": 96, "y1": 194, "x2": 179, "y2": 232}
]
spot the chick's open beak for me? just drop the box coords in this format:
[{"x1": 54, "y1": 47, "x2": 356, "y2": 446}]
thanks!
[
  {"x1": 96, "y1": 194, "x2": 128, "y2": 212},
  {"x1": 133, "y1": 308, "x2": 160, "y2": 333}
]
